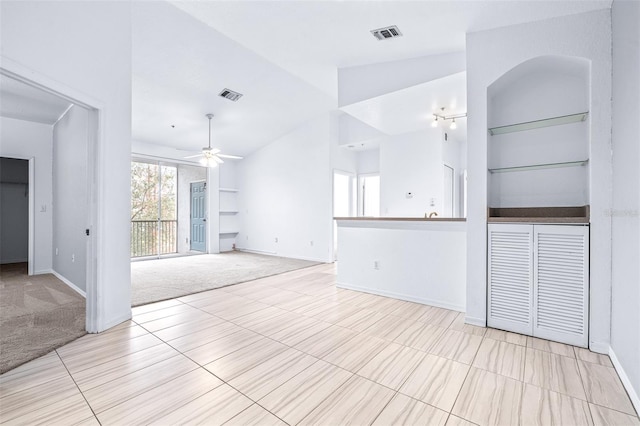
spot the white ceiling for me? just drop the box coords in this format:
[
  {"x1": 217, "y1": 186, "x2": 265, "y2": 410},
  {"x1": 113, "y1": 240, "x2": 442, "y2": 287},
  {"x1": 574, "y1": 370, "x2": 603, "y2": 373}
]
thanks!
[
  {"x1": 341, "y1": 72, "x2": 467, "y2": 136},
  {"x1": 0, "y1": 74, "x2": 72, "y2": 125},
  {"x1": 172, "y1": 1, "x2": 610, "y2": 97},
  {"x1": 132, "y1": 2, "x2": 334, "y2": 157}
]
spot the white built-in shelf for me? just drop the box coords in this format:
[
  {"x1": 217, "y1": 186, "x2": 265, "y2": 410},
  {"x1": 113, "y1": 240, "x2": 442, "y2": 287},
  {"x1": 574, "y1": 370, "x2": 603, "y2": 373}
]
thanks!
[
  {"x1": 488, "y1": 112, "x2": 588, "y2": 136},
  {"x1": 219, "y1": 188, "x2": 239, "y2": 193},
  {"x1": 219, "y1": 231, "x2": 239, "y2": 235},
  {"x1": 219, "y1": 211, "x2": 239, "y2": 214},
  {"x1": 489, "y1": 159, "x2": 588, "y2": 174}
]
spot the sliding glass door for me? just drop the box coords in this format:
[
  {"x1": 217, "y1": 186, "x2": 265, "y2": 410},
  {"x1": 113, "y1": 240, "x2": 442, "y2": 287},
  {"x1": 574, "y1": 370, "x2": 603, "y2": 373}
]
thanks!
[{"x1": 130, "y1": 161, "x2": 177, "y2": 258}]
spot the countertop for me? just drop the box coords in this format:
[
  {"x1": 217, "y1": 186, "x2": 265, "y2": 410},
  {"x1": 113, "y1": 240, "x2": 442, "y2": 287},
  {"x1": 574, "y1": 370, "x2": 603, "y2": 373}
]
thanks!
[{"x1": 334, "y1": 217, "x2": 466, "y2": 222}]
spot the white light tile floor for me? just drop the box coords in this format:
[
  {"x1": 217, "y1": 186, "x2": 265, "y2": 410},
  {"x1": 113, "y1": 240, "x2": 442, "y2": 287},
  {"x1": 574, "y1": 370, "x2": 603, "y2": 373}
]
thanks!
[{"x1": 1, "y1": 262, "x2": 638, "y2": 425}]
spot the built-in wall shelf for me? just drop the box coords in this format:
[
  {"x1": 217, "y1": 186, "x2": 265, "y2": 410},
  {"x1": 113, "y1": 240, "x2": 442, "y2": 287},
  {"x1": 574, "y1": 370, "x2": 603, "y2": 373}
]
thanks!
[
  {"x1": 220, "y1": 231, "x2": 239, "y2": 235},
  {"x1": 219, "y1": 188, "x2": 239, "y2": 192},
  {"x1": 489, "y1": 159, "x2": 588, "y2": 174},
  {"x1": 488, "y1": 112, "x2": 588, "y2": 136},
  {"x1": 219, "y1": 211, "x2": 239, "y2": 214}
]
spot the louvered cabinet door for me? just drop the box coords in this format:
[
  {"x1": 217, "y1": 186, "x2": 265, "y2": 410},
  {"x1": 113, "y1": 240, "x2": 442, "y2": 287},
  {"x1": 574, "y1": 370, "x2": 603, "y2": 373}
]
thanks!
[
  {"x1": 533, "y1": 225, "x2": 589, "y2": 347},
  {"x1": 487, "y1": 224, "x2": 534, "y2": 335}
]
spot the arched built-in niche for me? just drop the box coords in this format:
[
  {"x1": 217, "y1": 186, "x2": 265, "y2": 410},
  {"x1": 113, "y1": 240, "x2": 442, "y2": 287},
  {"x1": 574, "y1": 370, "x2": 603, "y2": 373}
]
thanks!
[{"x1": 487, "y1": 56, "x2": 590, "y2": 208}]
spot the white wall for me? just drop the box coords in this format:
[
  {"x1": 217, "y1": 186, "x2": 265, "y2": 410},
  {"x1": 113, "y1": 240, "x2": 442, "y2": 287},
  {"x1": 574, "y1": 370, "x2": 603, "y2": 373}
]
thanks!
[
  {"x1": 52, "y1": 105, "x2": 88, "y2": 291},
  {"x1": 177, "y1": 164, "x2": 206, "y2": 253},
  {"x1": 487, "y1": 62, "x2": 589, "y2": 208},
  {"x1": 337, "y1": 220, "x2": 467, "y2": 311},
  {"x1": 236, "y1": 114, "x2": 333, "y2": 262},
  {"x1": 0, "y1": 117, "x2": 53, "y2": 273},
  {"x1": 338, "y1": 51, "x2": 465, "y2": 107},
  {"x1": 0, "y1": 158, "x2": 29, "y2": 263},
  {"x1": 610, "y1": 0, "x2": 640, "y2": 411},
  {"x1": 1, "y1": 1, "x2": 133, "y2": 330},
  {"x1": 356, "y1": 149, "x2": 380, "y2": 175},
  {"x1": 379, "y1": 129, "x2": 444, "y2": 217},
  {"x1": 465, "y1": 10, "x2": 613, "y2": 351}
]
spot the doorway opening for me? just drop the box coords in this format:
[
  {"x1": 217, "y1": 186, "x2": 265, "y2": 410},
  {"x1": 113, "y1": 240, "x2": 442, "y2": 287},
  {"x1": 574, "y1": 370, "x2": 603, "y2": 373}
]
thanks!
[
  {"x1": 333, "y1": 170, "x2": 356, "y2": 261},
  {"x1": 0, "y1": 71, "x2": 97, "y2": 371},
  {"x1": 0, "y1": 158, "x2": 30, "y2": 270}
]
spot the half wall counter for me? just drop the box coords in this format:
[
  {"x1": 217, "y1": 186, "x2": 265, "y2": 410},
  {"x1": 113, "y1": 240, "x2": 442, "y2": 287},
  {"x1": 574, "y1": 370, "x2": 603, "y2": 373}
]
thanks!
[{"x1": 335, "y1": 217, "x2": 467, "y2": 312}]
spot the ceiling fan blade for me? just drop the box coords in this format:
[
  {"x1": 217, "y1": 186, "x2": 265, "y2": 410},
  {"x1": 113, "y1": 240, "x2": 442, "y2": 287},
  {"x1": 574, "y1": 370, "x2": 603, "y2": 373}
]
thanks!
[
  {"x1": 213, "y1": 156, "x2": 224, "y2": 164},
  {"x1": 218, "y1": 154, "x2": 244, "y2": 160},
  {"x1": 183, "y1": 154, "x2": 203, "y2": 159}
]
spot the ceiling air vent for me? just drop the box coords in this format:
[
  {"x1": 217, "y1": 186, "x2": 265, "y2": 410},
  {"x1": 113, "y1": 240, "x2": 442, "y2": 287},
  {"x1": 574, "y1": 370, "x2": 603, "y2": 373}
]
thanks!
[
  {"x1": 218, "y1": 88, "x2": 243, "y2": 102},
  {"x1": 371, "y1": 25, "x2": 402, "y2": 41}
]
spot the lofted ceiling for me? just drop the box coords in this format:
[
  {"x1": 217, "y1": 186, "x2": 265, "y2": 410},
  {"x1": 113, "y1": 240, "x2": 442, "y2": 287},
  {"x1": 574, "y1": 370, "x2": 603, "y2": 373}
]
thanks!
[
  {"x1": 172, "y1": 1, "x2": 610, "y2": 97},
  {"x1": 133, "y1": 1, "x2": 611, "y2": 157},
  {"x1": 0, "y1": 74, "x2": 72, "y2": 125},
  {"x1": 132, "y1": 1, "x2": 335, "y2": 157},
  {"x1": 341, "y1": 72, "x2": 467, "y2": 136}
]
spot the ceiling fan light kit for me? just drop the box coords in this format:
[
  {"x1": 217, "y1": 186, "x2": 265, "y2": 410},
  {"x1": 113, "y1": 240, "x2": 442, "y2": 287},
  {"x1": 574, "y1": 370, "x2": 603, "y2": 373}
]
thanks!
[{"x1": 184, "y1": 113, "x2": 238, "y2": 167}]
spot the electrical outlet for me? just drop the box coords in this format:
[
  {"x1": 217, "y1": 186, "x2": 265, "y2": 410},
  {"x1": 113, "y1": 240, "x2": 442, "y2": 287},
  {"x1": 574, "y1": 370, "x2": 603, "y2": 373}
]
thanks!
[
  {"x1": 275, "y1": 237, "x2": 278, "y2": 243},
  {"x1": 40, "y1": 205, "x2": 46, "y2": 212},
  {"x1": 186, "y1": 238, "x2": 189, "y2": 244},
  {"x1": 310, "y1": 240, "x2": 314, "y2": 246},
  {"x1": 71, "y1": 254, "x2": 75, "y2": 263},
  {"x1": 373, "y1": 260, "x2": 380, "y2": 270}
]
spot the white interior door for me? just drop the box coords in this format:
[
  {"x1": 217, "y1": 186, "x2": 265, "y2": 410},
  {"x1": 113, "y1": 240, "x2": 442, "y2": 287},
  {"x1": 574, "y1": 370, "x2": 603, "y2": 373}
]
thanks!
[
  {"x1": 533, "y1": 225, "x2": 589, "y2": 347},
  {"x1": 488, "y1": 224, "x2": 534, "y2": 335}
]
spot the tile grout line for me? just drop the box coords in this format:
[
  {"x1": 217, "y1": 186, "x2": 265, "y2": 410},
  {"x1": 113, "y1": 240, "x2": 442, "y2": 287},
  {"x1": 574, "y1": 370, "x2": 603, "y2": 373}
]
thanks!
[
  {"x1": 54, "y1": 349, "x2": 103, "y2": 426},
  {"x1": 445, "y1": 329, "x2": 487, "y2": 422},
  {"x1": 146, "y1": 290, "x2": 435, "y2": 423}
]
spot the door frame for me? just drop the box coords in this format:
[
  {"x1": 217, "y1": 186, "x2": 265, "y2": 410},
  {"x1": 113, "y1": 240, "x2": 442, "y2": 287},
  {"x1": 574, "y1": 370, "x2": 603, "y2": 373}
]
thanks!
[
  {"x1": 1, "y1": 59, "x2": 104, "y2": 332},
  {"x1": 443, "y1": 163, "x2": 455, "y2": 217},
  {"x1": 189, "y1": 180, "x2": 207, "y2": 252}
]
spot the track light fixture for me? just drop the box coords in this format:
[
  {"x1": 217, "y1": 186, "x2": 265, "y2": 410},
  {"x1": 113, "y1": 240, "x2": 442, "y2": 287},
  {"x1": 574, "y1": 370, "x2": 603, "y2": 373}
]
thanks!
[{"x1": 431, "y1": 107, "x2": 466, "y2": 130}]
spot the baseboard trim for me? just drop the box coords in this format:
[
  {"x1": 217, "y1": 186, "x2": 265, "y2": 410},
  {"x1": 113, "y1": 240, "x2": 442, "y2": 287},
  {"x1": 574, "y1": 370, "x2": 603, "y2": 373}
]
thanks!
[
  {"x1": 49, "y1": 270, "x2": 86, "y2": 298},
  {"x1": 609, "y1": 346, "x2": 640, "y2": 416},
  {"x1": 336, "y1": 281, "x2": 465, "y2": 312},
  {"x1": 237, "y1": 248, "x2": 330, "y2": 264},
  {"x1": 465, "y1": 316, "x2": 487, "y2": 327}
]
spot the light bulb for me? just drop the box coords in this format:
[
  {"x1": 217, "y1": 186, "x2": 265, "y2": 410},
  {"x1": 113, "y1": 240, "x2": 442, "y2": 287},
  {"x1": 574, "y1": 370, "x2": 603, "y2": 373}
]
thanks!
[
  {"x1": 431, "y1": 116, "x2": 438, "y2": 128},
  {"x1": 200, "y1": 156, "x2": 217, "y2": 168},
  {"x1": 450, "y1": 119, "x2": 457, "y2": 130}
]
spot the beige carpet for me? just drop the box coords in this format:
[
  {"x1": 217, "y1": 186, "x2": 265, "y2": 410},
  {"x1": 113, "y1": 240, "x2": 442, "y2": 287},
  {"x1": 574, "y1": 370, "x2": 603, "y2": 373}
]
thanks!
[
  {"x1": 0, "y1": 263, "x2": 86, "y2": 374},
  {"x1": 132, "y1": 251, "x2": 321, "y2": 306}
]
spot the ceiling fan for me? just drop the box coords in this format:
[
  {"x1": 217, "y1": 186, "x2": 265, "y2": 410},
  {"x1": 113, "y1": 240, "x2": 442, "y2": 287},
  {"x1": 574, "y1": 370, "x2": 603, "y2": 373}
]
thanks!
[{"x1": 183, "y1": 113, "x2": 242, "y2": 167}]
